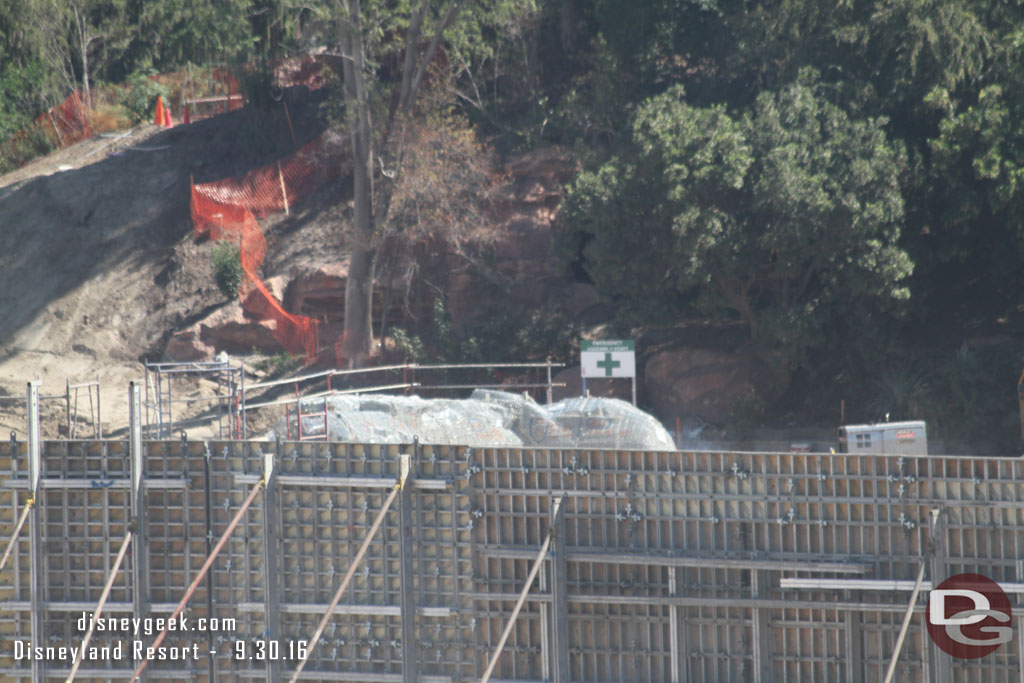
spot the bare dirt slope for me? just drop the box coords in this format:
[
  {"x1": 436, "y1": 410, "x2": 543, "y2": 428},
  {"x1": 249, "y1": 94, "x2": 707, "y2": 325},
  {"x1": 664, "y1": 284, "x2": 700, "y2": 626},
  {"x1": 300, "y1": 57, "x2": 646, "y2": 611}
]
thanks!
[{"x1": 0, "y1": 91, "x2": 337, "y2": 437}]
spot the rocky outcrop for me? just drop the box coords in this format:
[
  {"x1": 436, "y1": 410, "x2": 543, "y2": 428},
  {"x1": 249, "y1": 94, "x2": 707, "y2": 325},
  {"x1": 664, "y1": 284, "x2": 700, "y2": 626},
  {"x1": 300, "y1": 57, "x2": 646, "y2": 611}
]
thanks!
[
  {"x1": 284, "y1": 262, "x2": 348, "y2": 318},
  {"x1": 643, "y1": 347, "x2": 759, "y2": 424},
  {"x1": 164, "y1": 303, "x2": 282, "y2": 361}
]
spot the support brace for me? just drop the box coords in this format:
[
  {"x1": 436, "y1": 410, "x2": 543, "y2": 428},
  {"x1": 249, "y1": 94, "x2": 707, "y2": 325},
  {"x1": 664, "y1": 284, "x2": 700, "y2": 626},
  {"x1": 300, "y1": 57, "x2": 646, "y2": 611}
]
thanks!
[
  {"x1": 130, "y1": 479, "x2": 265, "y2": 682},
  {"x1": 882, "y1": 560, "x2": 928, "y2": 683},
  {"x1": 481, "y1": 496, "x2": 564, "y2": 683},
  {"x1": 66, "y1": 531, "x2": 133, "y2": 682},
  {"x1": 0, "y1": 497, "x2": 33, "y2": 570},
  {"x1": 288, "y1": 454, "x2": 411, "y2": 682}
]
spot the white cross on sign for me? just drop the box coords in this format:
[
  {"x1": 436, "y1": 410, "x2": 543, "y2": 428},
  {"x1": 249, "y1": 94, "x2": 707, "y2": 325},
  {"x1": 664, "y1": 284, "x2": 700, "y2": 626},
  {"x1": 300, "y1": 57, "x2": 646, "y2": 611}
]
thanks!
[{"x1": 581, "y1": 340, "x2": 635, "y2": 378}]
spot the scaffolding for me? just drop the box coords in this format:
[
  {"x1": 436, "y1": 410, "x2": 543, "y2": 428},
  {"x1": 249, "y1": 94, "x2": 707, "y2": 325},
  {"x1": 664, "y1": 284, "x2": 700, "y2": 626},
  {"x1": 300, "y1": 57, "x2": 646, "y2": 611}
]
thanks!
[{"x1": 143, "y1": 360, "x2": 242, "y2": 439}]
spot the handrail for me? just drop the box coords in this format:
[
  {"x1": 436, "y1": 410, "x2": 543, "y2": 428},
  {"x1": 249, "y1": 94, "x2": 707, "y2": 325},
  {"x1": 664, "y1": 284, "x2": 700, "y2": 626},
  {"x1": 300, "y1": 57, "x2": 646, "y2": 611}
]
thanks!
[{"x1": 245, "y1": 361, "x2": 565, "y2": 391}]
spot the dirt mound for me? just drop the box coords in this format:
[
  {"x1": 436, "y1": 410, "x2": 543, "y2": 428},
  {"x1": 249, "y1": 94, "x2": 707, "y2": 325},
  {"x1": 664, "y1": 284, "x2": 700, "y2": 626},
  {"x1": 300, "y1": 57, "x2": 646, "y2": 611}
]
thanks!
[{"x1": 0, "y1": 89, "x2": 339, "y2": 437}]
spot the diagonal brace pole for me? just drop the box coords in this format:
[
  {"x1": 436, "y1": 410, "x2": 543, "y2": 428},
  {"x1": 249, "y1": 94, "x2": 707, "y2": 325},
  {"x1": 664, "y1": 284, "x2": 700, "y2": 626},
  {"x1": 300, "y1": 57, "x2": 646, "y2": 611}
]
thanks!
[
  {"x1": 288, "y1": 454, "x2": 411, "y2": 682},
  {"x1": 131, "y1": 479, "x2": 265, "y2": 682},
  {"x1": 481, "y1": 496, "x2": 564, "y2": 683},
  {"x1": 0, "y1": 496, "x2": 33, "y2": 571},
  {"x1": 67, "y1": 530, "x2": 133, "y2": 682},
  {"x1": 882, "y1": 560, "x2": 928, "y2": 683}
]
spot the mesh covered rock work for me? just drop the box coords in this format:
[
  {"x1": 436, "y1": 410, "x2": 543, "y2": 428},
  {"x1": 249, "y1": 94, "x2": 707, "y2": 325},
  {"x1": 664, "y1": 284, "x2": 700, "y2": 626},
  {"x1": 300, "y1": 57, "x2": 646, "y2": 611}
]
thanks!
[{"x1": 274, "y1": 389, "x2": 676, "y2": 449}]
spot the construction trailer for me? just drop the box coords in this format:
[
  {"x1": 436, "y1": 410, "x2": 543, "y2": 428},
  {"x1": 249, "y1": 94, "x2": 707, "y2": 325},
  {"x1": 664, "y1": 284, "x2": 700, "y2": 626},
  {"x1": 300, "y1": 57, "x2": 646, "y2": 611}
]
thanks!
[{"x1": 838, "y1": 420, "x2": 928, "y2": 455}]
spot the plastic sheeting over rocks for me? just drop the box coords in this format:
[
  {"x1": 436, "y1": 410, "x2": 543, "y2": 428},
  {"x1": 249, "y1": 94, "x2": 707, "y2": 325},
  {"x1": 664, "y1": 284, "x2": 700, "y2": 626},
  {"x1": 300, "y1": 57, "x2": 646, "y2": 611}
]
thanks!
[{"x1": 272, "y1": 389, "x2": 675, "y2": 450}]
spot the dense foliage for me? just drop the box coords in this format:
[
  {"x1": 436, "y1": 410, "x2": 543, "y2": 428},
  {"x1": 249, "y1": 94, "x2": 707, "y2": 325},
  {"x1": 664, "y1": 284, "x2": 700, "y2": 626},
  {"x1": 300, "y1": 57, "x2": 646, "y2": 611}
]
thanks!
[{"x1": 564, "y1": 76, "x2": 912, "y2": 364}]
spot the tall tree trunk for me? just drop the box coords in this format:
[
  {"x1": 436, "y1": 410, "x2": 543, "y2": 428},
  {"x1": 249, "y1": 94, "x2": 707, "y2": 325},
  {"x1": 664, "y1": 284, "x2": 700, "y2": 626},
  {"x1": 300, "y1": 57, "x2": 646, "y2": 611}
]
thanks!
[
  {"x1": 337, "y1": 0, "x2": 463, "y2": 367},
  {"x1": 340, "y1": 0, "x2": 376, "y2": 366}
]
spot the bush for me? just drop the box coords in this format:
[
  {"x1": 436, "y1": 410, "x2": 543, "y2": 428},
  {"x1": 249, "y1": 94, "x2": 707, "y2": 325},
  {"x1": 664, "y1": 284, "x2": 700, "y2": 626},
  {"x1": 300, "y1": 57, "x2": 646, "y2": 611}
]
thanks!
[
  {"x1": 122, "y1": 71, "x2": 170, "y2": 123},
  {"x1": 211, "y1": 242, "x2": 244, "y2": 299},
  {"x1": 254, "y1": 351, "x2": 299, "y2": 375}
]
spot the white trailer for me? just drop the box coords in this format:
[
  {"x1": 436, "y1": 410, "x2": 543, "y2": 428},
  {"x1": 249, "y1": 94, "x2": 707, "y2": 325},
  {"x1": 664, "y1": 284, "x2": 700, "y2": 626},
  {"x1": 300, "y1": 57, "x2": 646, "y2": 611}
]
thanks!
[{"x1": 838, "y1": 420, "x2": 928, "y2": 455}]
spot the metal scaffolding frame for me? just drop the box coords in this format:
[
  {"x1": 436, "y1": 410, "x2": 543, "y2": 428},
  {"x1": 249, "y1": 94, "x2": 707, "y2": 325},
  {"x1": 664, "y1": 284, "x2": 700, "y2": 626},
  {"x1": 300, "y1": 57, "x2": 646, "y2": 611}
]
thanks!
[{"x1": 143, "y1": 360, "x2": 242, "y2": 439}]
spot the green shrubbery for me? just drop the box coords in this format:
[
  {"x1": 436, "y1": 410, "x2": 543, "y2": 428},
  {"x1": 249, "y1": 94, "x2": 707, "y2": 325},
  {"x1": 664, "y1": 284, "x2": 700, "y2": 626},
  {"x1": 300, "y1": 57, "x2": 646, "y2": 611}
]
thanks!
[
  {"x1": 211, "y1": 242, "x2": 244, "y2": 299},
  {"x1": 122, "y1": 71, "x2": 170, "y2": 124}
]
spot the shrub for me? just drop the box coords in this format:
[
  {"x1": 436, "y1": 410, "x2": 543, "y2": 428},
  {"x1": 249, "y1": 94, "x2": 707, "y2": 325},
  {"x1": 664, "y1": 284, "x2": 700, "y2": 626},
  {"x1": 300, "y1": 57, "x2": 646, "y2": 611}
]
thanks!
[
  {"x1": 211, "y1": 242, "x2": 244, "y2": 299},
  {"x1": 122, "y1": 71, "x2": 170, "y2": 123}
]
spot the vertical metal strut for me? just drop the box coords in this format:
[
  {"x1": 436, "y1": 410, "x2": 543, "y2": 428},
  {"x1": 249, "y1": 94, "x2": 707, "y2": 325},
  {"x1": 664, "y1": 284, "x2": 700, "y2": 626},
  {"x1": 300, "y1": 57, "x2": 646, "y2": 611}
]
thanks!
[
  {"x1": 399, "y1": 450, "x2": 417, "y2": 683},
  {"x1": 129, "y1": 382, "x2": 150, "y2": 681},
  {"x1": 263, "y1": 441, "x2": 282, "y2": 682},
  {"x1": 27, "y1": 382, "x2": 44, "y2": 683}
]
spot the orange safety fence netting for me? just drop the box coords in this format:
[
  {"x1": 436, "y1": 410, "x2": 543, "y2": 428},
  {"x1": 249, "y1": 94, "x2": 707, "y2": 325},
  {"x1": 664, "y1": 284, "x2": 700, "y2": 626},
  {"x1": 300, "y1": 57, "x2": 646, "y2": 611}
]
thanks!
[
  {"x1": 0, "y1": 91, "x2": 92, "y2": 166},
  {"x1": 191, "y1": 134, "x2": 344, "y2": 362}
]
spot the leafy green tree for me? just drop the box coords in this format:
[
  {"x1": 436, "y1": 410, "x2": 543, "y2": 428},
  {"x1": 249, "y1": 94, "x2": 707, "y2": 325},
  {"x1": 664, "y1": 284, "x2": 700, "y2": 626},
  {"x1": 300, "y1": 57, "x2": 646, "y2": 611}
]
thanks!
[
  {"x1": 912, "y1": 84, "x2": 1024, "y2": 316},
  {"x1": 563, "y1": 76, "x2": 912, "y2": 359}
]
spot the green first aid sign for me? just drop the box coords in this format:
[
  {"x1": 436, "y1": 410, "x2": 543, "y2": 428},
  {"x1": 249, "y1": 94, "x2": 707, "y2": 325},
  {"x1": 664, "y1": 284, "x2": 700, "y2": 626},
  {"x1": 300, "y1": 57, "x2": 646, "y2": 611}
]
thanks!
[{"x1": 581, "y1": 339, "x2": 635, "y2": 378}]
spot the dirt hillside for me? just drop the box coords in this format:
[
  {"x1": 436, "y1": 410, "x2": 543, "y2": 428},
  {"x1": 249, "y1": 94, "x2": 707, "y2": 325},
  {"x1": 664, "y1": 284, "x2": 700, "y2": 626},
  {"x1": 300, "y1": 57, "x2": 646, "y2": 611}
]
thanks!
[{"x1": 0, "y1": 91, "x2": 341, "y2": 438}]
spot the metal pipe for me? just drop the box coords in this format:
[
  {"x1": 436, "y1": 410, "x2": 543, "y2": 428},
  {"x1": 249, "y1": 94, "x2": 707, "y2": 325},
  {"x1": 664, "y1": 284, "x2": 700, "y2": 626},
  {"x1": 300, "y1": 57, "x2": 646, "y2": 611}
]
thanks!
[
  {"x1": 0, "y1": 498, "x2": 33, "y2": 570},
  {"x1": 2, "y1": 478, "x2": 187, "y2": 491},
  {"x1": 239, "y1": 365, "x2": 246, "y2": 439},
  {"x1": 242, "y1": 383, "x2": 416, "y2": 411},
  {"x1": 65, "y1": 379, "x2": 71, "y2": 438},
  {"x1": 95, "y1": 374, "x2": 101, "y2": 439},
  {"x1": 781, "y1": 577, "x2": 1024, "y2": 593},
  {"x1": 27, "y1": 381, "x2": 43, "y2": 683},
  {"x1": 66, "y1": 530, "x2": 133, "y2": 682},
  {"x1": 245, "y1": 362, "x2": 566, "y2": 391},
  {"x1": 288, "y1": 484, "x2": 402, "y2": 682},
  {"x1": 130, "y1": 479, "x2": 264, "y2": 682},
  {"x1": 412, "y1": 383, "x2": 567, "y2": 391},
  {"x1": 545, "y1": 358, "x2": 552, "y2": 405},
  {"x1": 231, "y1": 473, "x2": 447, "y2": 490},
  {"x1": 481, "y1": 547, "x2": 869, "y2": 574},
  {"x1": 295, "y1": 382, "x2": 302, "y2": 441},
  {"x1": 882, "y1": 561, "x2": 928, "y2": 683}
]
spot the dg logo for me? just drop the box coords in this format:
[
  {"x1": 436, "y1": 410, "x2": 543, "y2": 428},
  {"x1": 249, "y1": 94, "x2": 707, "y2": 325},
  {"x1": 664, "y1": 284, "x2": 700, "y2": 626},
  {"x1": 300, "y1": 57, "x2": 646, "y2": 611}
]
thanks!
[{"x1": 926, "y1": 573, "x2": 1013, "y2": 659}]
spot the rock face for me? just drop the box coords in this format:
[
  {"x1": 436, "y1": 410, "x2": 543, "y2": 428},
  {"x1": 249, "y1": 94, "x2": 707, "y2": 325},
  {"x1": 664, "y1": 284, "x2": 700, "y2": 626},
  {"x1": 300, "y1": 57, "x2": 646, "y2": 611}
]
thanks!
[
  {"x1": 164, "y1": 303, "x2": 282, "y2": 360},
  {"x1": 643, "y1": 347, "x2": 758, "y2": 424},
  {"x1": 285, "y1": 262, "x2": 348, "y2": 318},
  {"x1": 164, "y1": 147, "x2": 582, "y2": 360}
]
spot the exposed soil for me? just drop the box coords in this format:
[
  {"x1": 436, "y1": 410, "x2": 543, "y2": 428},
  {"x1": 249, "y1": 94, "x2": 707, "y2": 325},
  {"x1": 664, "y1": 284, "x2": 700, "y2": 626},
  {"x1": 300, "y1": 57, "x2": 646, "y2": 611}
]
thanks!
[{"x1": 0, "y1": 89, "x2": 342, "y2": 438}]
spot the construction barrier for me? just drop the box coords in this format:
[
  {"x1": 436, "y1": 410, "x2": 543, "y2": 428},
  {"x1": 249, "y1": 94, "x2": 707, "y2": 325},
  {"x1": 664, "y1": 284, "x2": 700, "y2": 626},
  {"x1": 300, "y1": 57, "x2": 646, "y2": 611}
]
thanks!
[
  {"x1": 190, "y1": 134, "x2": 346, "y2": 361},
  {"x1": 0, "y1": 90, "x2": 92, "y2": 166}
]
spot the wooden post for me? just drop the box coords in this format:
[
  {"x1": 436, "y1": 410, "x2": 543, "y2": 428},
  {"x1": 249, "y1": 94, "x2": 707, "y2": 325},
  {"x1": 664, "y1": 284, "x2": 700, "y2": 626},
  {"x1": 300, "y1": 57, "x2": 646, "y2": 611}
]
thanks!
[
  {"x1": 278, "y1": 161, "x2": 289, "y2": 215},
  {"x1": 282, "y1": 101, "x2": 298, "y2": 147}
]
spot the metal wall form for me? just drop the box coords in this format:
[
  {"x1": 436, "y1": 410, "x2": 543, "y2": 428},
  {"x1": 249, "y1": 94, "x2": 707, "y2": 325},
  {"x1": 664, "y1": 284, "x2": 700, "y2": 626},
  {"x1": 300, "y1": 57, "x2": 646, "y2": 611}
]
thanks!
[{"x1": 2, "y1": 441, "x2": 1024, "y2": 681}]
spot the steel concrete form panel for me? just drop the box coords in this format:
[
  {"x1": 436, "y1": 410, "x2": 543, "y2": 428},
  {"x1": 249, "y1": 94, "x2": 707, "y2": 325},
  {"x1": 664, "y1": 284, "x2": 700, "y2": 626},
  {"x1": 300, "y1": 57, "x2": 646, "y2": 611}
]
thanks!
[{"x1": 1, "y1": 443, "x2": 1024, "y2": 681}]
